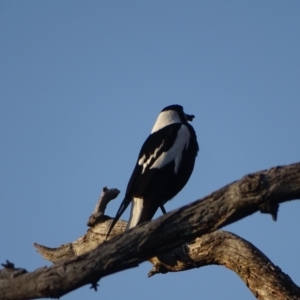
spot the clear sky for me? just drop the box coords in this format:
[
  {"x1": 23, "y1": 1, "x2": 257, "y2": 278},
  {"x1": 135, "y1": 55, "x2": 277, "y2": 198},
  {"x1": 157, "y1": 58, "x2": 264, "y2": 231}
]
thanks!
[{"x1": 1, "y1": 1, "x2": 299, "y2": 299}]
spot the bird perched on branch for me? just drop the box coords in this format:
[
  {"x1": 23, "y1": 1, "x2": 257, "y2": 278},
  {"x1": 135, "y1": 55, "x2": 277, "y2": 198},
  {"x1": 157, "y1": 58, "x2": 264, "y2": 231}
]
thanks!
[{"x1": 106, "y1": 104, "x2": 199, "y2": 238}]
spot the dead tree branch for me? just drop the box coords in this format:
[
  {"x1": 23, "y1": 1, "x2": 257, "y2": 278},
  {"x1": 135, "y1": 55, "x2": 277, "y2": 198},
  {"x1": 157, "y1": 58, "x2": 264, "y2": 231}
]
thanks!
[
  {"x1": 149, "y1": 231, "x2": 300, "y2": 299},
  {"x1": 0, "y1": 162, "x2": 300, "y2": 300}
]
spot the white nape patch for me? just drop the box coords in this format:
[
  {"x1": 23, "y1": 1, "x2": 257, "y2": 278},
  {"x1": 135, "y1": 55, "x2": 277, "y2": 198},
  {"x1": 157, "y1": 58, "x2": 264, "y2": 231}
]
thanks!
[
  {"x1": 151, "y1": 110, "x2": 181, "y2": 133},
  {"x1": 150, "y1": 125, "x2": 190, "y2": 174},
  {"x1": 127, "y1": 197, "x2": 144, "y2": 229},
  {"x1": 138, "y1": 142, "x2": 164, "y2": 173}
]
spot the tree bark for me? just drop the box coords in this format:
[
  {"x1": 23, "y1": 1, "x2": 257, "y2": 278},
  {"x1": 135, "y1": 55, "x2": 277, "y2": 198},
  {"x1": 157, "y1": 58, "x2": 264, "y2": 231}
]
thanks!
[
  {"x1": 0, "y1": 162, "x2": 300, "y2": 300},
  {"x1": 149, "y1": 231, "x2": 300, "y2": 299}
]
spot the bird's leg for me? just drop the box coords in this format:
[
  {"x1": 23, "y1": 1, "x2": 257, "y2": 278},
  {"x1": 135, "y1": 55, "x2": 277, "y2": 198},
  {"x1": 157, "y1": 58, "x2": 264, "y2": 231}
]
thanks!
[{"x1": 160, "y1": 204, "x2": 167, "y2": 214}]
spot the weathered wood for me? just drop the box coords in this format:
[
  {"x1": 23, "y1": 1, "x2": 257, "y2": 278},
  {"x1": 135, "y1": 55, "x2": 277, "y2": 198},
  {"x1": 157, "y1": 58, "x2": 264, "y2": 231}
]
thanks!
[
  {"x1": 34, "y1": 218, "x2": 127, "y2": 262},
  {"x1": 0, "y1": 162, "x2": 300, "y2": 300},
  {"x1": 149, "y1": 231, "x2": 300, "y2": 300},
  {"x1": 87, "y1": 187, "x2": 120, "y2": 227}
]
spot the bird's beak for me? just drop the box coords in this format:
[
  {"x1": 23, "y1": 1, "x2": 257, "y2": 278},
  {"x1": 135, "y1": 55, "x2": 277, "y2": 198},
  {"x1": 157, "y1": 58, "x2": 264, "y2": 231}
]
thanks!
[{"x1": 185, "y1": 113, "x2": 195, "y2": 122}]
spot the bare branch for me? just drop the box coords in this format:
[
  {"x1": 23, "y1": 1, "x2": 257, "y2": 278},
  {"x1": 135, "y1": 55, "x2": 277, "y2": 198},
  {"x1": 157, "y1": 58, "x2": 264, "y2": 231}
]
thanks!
[
  {"x1": 149, "y1": 231, "x2": 300, "y2": 300},
  {"x1": 33, "y1": 217, "x2": 126, "y2": 263},
  {"x1": 87, "y1": 187, "x2": 120, "y2": 227},
  {"x1": 1, "y1": 162, "x2": 300, "y2": 300},
  {"x1": 33, "y1": 187, "x2": 124, "y2": 263}
]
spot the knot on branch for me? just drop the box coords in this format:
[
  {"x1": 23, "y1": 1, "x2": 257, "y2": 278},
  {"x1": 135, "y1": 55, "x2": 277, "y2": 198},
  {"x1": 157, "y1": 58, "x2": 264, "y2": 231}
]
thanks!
[
  {"x1": 239, "y1": 173, "x2": 268, "y2": 196},
  {"x1": 259, "y1": 202, "x2": 279, "y2": 221},
  {"x1": 148, "y1": 263, "x2": 169, "y2": 277},
  {"x1": 0, "y1": 260, "x2": 27, "y2": 279}
]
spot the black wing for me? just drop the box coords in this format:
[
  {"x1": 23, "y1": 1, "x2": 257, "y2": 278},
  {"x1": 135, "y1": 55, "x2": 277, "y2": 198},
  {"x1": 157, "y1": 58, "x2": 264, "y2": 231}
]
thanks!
[{"x1": 125, "y1": 123, "x2": 182, "y2": 197}]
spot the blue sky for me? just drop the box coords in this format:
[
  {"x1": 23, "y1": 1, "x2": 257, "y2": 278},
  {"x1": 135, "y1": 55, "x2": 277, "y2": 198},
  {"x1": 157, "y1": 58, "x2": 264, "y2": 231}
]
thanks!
[{"x1": 1, "y1": 1, "x2": 299, "y2": 299}]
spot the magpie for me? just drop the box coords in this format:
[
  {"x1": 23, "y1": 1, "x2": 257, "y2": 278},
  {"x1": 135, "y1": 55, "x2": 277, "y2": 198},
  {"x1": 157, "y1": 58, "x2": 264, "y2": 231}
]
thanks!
[{"x1": 106, "y1": 104, "x2": 199, "y2": 238}]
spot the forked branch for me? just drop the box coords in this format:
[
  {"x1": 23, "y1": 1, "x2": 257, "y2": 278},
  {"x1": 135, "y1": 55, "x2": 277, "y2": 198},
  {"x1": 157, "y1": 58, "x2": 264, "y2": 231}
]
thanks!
[{"x1": 0, "y1": 162, "x2": 300, "y2": 300}]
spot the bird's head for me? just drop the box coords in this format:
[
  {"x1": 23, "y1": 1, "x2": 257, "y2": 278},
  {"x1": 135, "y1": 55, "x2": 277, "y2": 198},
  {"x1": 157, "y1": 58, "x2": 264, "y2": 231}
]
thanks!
[{"x1": 151, "y1": 104, "x2": 195, "y2": 133}]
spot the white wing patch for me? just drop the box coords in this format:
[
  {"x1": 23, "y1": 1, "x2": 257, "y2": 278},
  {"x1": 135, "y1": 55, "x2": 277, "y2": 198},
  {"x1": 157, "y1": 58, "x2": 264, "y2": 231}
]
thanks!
[
  {"x1": 138, "y1": 142, "x2": 164, "y2": 173},
  {"x1": 150, "y1": 125, "x2": 190, "y2": 174},
  {"x1": 127, "y1": 197, "x2": 143, "y2": 229}
]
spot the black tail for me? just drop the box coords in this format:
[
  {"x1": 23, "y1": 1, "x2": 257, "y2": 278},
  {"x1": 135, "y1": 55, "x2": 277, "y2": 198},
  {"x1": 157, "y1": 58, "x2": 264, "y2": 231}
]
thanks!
[{"x1": 105, "y1": 196, "x2": 132, "y2": 239}]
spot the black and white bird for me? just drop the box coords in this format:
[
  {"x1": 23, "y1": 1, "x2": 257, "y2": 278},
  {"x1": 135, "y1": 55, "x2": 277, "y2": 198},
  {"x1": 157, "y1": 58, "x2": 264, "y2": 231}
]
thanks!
[{"x1": 106, "y1": 104, "x2": 199, "y2": 238}]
